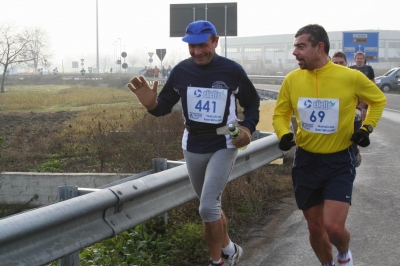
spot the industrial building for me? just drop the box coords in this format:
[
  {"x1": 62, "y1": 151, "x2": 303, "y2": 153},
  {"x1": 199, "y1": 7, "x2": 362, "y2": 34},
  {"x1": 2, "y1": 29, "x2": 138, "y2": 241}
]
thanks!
[{"x1": 219, "y1": 30, "x2": 400, "y2": 75}]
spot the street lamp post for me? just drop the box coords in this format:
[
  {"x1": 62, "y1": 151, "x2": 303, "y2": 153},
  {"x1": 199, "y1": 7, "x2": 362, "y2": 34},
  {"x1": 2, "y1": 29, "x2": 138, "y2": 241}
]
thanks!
[
  {"x1": 96, "y1": 0, "x2": 99, "y2": 72},
  {"x1": 114, "y1": 41, "x2": 117, "y2": 73},
  {"x1": 112, "y1": 43, "x2": 115, "y2": 73},
  {"x1": 118, "y1": 38, "x2": 121, "y2": 72}
]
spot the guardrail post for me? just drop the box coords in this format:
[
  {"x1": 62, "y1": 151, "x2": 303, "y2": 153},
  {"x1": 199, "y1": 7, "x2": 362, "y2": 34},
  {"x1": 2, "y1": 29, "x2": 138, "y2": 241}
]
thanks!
[
  {"x1": 153, "y1": 158, "x2": 169, "y2": 224},
  {"x1": 58, "y1": 186, "x2": 80, "y2": 266}
]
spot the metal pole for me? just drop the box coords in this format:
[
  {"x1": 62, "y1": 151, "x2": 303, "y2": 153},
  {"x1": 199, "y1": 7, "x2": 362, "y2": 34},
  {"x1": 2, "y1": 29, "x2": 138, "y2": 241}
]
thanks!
[
  {"x1": 96, "y1": 0, "x2": 99, "y2": 72},
  {"x1": 225, "y1": 5, "x2": 227, "y2": 58},
  {"x1": 58, "y1": 186, "x2": 80, "y2": 266},
  {"x1": 112, "y1": 43, "x2": 115, "y2": 73},
  {"x1": 205, "y1": 4, "x2": 208, "y2": 20},
  {"x1": 114, "y1": 41, "x2": 117, "y2": 73},
  {"x1": 192, "y1": 7, "x2": 195, "y2": 21},
  {"x1": 118, "y1": 38, "x2": 121, "y2": 73}
]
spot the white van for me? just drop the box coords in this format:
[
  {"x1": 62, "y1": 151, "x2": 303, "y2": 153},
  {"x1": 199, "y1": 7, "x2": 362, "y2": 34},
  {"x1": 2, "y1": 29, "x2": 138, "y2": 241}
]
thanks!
[{"x1": 375, "y1": 67, "x2": 400, "y2": 92}]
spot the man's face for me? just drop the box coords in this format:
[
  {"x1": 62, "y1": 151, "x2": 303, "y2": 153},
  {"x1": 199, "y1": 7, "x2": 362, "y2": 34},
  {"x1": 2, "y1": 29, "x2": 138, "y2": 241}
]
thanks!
[
  {"x1": 292, "y1": 34, "x2": 321, "y2": 70},
  {"x1": 188, "y1": 35, "x2": 219, "y2": 65},
  {"x1": 354, "y1": 54, "x2": 365, "y2": 66},
  {"x1": 332, "y1": 56, "x2": 347, "y2": 66}
]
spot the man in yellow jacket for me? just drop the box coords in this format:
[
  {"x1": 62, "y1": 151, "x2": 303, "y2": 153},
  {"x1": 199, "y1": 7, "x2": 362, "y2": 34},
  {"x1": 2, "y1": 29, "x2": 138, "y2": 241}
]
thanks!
[{"x1": 273, "y1": 24, "x2": 386, "y2": 266}]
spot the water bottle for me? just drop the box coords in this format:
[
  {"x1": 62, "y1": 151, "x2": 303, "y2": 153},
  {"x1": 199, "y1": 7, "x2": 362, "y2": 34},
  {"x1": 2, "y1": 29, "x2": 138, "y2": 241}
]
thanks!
[{"x1": 228, "y1": 124, "x2": 247, "y2": 150}]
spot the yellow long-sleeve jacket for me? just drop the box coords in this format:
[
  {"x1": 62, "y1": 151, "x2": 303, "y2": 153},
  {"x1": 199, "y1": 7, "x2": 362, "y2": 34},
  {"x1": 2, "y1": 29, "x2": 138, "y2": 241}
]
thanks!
[{"x1": 273, "y1": 61, "x2": 386, "y2": 154}]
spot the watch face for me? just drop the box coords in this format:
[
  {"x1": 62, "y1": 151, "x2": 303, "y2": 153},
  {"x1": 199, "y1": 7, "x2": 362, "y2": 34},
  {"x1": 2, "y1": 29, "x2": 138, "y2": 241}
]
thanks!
[{"x1": 364, "y1": 125, "x2": 373, "y2": 133}]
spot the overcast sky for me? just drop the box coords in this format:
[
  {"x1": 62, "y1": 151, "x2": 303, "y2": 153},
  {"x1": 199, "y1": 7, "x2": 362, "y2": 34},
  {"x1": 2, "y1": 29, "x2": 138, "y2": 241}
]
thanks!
[{"x1": 3, "y1": 0, "x2": 399, "y2": 70}]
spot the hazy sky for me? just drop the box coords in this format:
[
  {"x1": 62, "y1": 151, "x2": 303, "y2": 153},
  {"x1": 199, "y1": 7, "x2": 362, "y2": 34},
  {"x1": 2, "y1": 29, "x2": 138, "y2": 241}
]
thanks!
[{"x1": 3, "y1": 0, "x2": 399, "y2": 69}]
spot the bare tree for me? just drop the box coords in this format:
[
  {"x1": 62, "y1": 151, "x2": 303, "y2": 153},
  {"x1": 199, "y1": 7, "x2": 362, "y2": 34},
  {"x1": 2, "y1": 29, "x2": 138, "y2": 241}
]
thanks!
[
  {"x1": 100, "y1": 54, "x2": 111, "y2": 73},
  {"x1": 164, "y1": 49, "x2": 185, "y2": 67},
  {"x1": 21, "y1": 27, "x2": 52, "y2": 73},
  {"x1": 128, "y1": 49, "x2": 143, "y2": 68},
  {"x1": 0, "y1": 23, "x2": 32, "y2": 93},
  {"x1": 134, "y1": 48, "x2": 149, "y2": 67}
]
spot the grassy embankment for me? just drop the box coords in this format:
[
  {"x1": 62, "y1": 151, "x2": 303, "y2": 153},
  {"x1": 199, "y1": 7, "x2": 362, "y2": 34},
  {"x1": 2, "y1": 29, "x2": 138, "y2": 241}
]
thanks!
[{"x1": 0, "y1": 84, "x2": 293, "y2": 265}]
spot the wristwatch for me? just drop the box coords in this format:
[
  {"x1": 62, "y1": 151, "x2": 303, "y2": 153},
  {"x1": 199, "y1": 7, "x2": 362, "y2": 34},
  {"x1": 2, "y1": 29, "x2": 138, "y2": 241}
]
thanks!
[{"x1": 362, "y1": 124, "x2": 373, "y2": 133}]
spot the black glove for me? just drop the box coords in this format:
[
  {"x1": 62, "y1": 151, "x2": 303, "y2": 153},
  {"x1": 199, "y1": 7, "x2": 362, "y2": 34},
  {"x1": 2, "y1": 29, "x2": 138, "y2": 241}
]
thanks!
[
  {"x1": 350, "y1": 129, "x2": 370, "y2": 147},
  {"x1": 279, "y1": 133, "x2": 296, "y2": 151}
]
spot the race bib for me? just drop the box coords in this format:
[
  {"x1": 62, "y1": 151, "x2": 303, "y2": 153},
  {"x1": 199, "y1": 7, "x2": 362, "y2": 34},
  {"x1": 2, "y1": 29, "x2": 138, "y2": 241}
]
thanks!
[
  {"x1": 297, "y1": 97, "x2": 339, "y2": 134},
  {"x1": 187, "y1": 87, "x2": 227, "y2": 124}
]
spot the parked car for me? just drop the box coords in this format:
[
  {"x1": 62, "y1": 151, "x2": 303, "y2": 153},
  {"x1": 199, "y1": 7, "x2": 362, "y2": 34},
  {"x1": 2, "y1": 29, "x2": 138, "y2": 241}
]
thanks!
[{"x1": 375, "y1": 67, "x2": 400, "y2": 92}]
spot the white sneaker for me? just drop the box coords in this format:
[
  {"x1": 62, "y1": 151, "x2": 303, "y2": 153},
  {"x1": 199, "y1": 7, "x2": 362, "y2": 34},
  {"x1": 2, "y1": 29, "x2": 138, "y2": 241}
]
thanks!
[
  {"x1": 222, "y1": 243, "x2": 243, "y2": 266},
  {"x1": 355, "y1": 153, "x2": 362, "y2": 168},
  {"x1": 337, "y1": 250, "x2": 353, "y2": 266}
]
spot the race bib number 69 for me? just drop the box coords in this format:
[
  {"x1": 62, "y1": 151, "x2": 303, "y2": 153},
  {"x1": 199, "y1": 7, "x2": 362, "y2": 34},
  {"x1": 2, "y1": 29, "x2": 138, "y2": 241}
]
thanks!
[{"x1": 297, "y1": 97, "x2": 339, "y2": 134}]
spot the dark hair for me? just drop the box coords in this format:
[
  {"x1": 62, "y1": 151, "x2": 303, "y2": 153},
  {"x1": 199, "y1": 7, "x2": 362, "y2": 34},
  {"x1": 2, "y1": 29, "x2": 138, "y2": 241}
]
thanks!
[
  {"x1": 332, "y1": 51, "x2": 347, "y2": 62},
  {"x1": 295, "y1": 24, "x2": 330, "y2": 54}
]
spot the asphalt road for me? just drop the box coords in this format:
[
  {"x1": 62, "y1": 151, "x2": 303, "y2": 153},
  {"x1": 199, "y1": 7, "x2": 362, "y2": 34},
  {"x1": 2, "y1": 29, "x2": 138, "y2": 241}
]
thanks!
[{"x1": 240, "y1": 89, "x2": 400, "y2": 265}]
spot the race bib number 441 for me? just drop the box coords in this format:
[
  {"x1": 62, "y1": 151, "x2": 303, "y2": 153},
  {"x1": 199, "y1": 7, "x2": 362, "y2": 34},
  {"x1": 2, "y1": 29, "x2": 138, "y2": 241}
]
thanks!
[
  {"x1": 187, "y1": 87, "x2": 227, "y2": 124},
  {"x1": 297, "y1": 97, "x2": 339, "y2": 134}
]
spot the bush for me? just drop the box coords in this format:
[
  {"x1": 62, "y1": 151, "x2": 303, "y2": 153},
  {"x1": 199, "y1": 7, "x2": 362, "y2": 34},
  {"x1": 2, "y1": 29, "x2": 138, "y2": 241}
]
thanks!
[{"x1": 78, "y1": 217, "x2": 206, "y2": 266}]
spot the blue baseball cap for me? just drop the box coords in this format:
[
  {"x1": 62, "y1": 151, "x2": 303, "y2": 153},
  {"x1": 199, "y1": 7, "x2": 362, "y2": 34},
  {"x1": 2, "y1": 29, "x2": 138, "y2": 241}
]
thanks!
[{"x1": 182, "y1": 20, "x2": 217, "y2": 44}]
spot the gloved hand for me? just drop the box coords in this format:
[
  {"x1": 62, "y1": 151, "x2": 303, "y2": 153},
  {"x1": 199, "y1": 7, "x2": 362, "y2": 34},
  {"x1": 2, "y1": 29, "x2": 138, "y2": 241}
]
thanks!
[
  {"x1": 279, "y1": 133, "x2": 296, "y2": 151},
  {"x1": 232, "y1": 126, "x2": 251, "y2": 148},
  {"x1": 350, "y1": 129, "x2": 370, "y2": 147},
  {"x1": 127, "y1": 75, "x2": 158, "y2": 110}
]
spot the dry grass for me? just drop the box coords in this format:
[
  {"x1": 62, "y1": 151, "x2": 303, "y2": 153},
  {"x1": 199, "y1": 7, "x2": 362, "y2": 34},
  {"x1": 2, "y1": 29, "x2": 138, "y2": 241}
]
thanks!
[
  {"x1": 0, "y1": 85, "x2": 137, "y2": 112},
  {"x1": 0, "y1": 84, "x2": 294, "y2": 234}
]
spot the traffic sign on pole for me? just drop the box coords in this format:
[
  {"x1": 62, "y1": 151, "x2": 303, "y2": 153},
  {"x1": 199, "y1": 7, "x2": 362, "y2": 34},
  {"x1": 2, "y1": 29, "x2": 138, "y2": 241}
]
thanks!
[
  {"x1": 156, "y1": 49, "x2": 167, "y2": 61},
  {"x1": 343, "y1": 32, "x2": 379, "y2": 62}
]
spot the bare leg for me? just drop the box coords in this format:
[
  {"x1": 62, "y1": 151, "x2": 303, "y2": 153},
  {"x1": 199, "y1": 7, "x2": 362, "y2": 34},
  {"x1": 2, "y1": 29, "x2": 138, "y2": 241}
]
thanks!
[
  {"x1": 204, "y1": 211, "x2": 231, "y2": 261},
  {"x1": 204, "y1": 218, "x2": 223, "y2": 261},
  {"x1": 303, "y1": 202, "x2": 333, "y2": 264},
  {"x1": 221, "y1": 211, "x2": 230, "y2": 248},
  {"x1": 324, "y1": 200, "x2": 351, "y2": 254}
]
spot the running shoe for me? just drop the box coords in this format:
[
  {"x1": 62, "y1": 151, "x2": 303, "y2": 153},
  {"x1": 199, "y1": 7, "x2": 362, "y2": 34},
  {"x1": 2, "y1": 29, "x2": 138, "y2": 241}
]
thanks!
[
  {"x1": 337, "y1": 250, "x2": 353, "y2": 266},
  {"x1": 209, "y1": 260, "x2": 224, "y2": 266},
  {"x1": 355, "y1": 153, "x2": 362, "y2": 168},
  {"x1": 222, "y1": 243, "x2": 243, "y2": 266}
]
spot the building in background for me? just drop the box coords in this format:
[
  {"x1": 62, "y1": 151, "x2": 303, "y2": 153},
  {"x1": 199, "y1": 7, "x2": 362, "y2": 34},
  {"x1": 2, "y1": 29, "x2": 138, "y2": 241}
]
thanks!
[{"x1": 220, "y1": 30, "x2": 400, "y2": 75}]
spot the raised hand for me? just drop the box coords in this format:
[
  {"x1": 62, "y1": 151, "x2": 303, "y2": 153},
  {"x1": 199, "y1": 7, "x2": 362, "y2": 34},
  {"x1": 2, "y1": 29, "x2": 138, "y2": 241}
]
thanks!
[{"x1": 126, "y1": 75, "x2": 158, "y2": 110}]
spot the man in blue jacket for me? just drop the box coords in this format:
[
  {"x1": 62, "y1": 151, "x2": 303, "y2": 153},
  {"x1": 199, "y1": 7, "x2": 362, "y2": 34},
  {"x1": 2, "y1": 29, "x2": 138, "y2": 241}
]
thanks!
[{"x1": 127, "y1": 20, "x2": 260, "y2": 266}]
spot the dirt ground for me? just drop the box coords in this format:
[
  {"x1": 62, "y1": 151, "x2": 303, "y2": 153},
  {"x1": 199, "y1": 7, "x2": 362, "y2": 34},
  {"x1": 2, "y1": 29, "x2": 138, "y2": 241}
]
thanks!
[{"x1": 0, "y1": 111, "x2": 78, "y2": 171}]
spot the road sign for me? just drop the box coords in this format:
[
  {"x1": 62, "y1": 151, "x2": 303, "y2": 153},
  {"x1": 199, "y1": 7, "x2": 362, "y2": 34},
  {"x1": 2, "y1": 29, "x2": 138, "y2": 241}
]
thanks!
[
  {"x1": 122, "y1": 63, "x2": 128, "y2": 69},
  {"x1": 343, "y1": 32, "x2": 379, "y2": 62},
  {"x1": 156, "y1": 49, "x2": 166, "y2": 61},
  {"x1": 121, "y1": 52, "x2": 127, "y2": 58},
  {"x1": 148, "y1": 52, "x2": 154, "y2": 58},
  {"x1": 149, "y1": 58, "x2": 153, "y2": 63}
]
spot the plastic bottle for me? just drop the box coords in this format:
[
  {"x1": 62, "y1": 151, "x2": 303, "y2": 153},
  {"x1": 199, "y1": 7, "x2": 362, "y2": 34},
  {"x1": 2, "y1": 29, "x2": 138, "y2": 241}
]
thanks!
[{"x1": 228, "y1": 124, "x2": 247, "y2": 150}]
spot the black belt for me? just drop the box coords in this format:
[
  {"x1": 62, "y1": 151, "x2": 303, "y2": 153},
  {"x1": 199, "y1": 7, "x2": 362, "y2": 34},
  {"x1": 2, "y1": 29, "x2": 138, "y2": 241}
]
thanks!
[{"x1": 185, "y1": 126, "x2": 218, "y2": 136}]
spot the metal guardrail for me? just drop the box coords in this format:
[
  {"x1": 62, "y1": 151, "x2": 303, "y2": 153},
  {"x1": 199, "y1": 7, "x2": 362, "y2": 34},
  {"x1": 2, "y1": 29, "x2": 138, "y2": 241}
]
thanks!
[
  {"x1": 5, "y1": 74, "x2": 285, "y2": 81},
  {"x1": 248, "y1": 75, "x2": 285, "y2": 80},
  {"x1": 0, "y1": 131, "x2": 285, "y2": 266}
]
